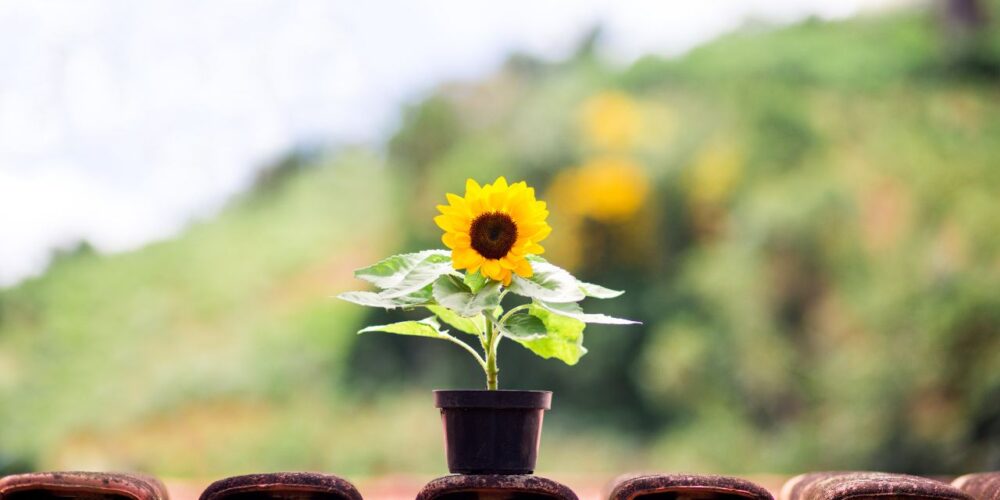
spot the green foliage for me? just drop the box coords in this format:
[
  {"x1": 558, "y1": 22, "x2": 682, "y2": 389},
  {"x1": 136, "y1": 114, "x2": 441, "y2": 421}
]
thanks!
[
  {"x1": 463, "y1": 271, "x2": 489, "y2": 293},
  {"x1": 507, "y1": 257, "x2": 587, "y2": 303},
  {"x1": 337, "y1": 250, "x2": 456, "y2": 309},
  {"x1": 337, "y1": 287, "x2": 433, "y2": 309},
  {"x1": 500, "y1": 313, "x2": 547, "y2": 340},
  {"x1": 426, "y1": 305, "x2": 483, "y2": 335},
  {"x1": 354, "y1": 250, "x2": 453, "y2": 297},
  {"x1": 535, "y1": 300, "x2": 639, "y2": 325},
  {"x1": 507, "y1": 305, "x2": 588, "y2": 365},
  {"x1": 359, "y1": 317, "x2": 451, "y2": 339},
  {"x1": 579, "y1": 281, "x2": 625, "y2": 299},
  {"x1": 431, "y1": 275, "x2": 502, "y2": 317},
  {"x1": 0, "y1": 151, "x2": 400, "y2": 472},
  {"x1": 389, "y1": 96, "x2": 462, "y2": 169},
  {"x1": 341, "y1": 251, "x2": 636, "y2": 386}
]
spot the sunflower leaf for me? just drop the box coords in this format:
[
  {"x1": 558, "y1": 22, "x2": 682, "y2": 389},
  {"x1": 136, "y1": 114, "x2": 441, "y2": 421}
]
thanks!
[
  {"x1": 463, "y1": 271, "x2": 488, "y2": 293},
  {"x1": 375, "y1": 251, "x2": 458, "y2": 299},
  {"x1": 432, "y1": 275, "x2": 502, "y2": 317},
  {"x1": 536, "y1": 300, "x2": 640, "y2": 325},
  {"x1": 500, "y1": 313, "x2": 547, "y2": 340},
  {"x1": 508, "y1": 259, "x2": 586, "y2": 303},
  {"x1": 337, "y1": 285, "x2": 434, "y2": 309},
  {"x1": 358, "y1": 317, "x2": 452, "y2": 339},
  {"x1": 426, "y1": 304, "x2": 482, "y2": 335},
  {"x1": 507, "y1": 304, "x2": 587, "y2": 365},
  {"x1": 579, "y1": 281, "x2": 624, "y2": 299},
  {"x1": 355, "y1": 250, "x2": 452, "y2": 292}
]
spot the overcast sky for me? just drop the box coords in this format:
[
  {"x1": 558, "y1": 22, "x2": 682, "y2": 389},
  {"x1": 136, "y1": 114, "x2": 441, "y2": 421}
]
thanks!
[{"x1": 0, "y1": 0, "x2": 897, "y2": 286}]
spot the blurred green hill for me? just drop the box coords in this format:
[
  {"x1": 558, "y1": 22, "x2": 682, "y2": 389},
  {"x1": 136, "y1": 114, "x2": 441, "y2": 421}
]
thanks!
[{"x1": 2, "y1": 4, "x2": 999, "y2": 477}]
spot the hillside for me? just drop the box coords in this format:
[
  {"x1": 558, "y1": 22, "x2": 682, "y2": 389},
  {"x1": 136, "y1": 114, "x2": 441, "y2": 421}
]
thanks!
[{"x1": 2, "y1": 4, "x2": 999, "y2": 476}]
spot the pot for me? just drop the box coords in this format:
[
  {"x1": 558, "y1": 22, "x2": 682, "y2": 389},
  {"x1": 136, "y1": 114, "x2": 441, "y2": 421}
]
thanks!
[{"x1": 434, "y1": 389, "x2": 552, "y2": 475}]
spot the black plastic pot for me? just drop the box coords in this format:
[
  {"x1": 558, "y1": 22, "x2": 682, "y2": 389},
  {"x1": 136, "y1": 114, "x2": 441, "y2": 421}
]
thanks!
[{"x1": 434, "y1": 389, "x2": 552, "y2": 475}]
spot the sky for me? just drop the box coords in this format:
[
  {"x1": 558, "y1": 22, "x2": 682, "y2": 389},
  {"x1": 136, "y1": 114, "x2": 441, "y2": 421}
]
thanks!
[{"x1": 0, "y1": 0, "x2": 896, "y2": 286}]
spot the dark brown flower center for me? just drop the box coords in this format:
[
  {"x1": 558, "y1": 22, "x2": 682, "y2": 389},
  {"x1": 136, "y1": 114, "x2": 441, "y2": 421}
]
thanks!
[{"x1": 470, "y1": 212, "x2": 518, "y2": 260}]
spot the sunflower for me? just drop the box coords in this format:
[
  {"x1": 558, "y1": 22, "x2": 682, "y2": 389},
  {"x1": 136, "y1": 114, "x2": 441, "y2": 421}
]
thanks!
[{"x1": 435, "y1": 177, "x2": 551, "y2": 285}]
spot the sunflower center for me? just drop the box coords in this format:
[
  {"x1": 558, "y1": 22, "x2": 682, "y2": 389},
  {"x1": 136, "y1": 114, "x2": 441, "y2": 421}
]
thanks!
[{"x1": 469, "y1": 212, "x2": 518, "y2": 260}]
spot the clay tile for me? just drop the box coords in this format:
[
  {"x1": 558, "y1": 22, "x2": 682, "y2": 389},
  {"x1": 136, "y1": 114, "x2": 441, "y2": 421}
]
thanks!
[
  {"x1": 199, "y1": 472, "x2": 362, "y2": 500},
  {"x1": 0, "y1": 471, "x2": 168, "y2": 500},
  {"x1": 952, "y1": 472, "x2": 1000, "y2": 500},
  {"x1": 780, "y1": 472, "x2": 972, "y2": 500},
  {"x1": 416, "y1": 474, "x2": 578, "y2": 500},
  {"x1": 606, "y1": 473, "x2": 774, "y2": 500}
]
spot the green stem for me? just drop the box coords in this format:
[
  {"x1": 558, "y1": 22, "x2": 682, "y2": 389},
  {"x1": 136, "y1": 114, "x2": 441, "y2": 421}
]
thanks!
[
  {"x1": 499, "y1": 304, "x2": 531, "y2": 326},
  {"x1": 485, "y1": 316, "x2": 499, "y2": 390},
  {"x1": 444, "y1": 335, "x2": 486, "y2": 371},
  {"x1": 477, "y1": 315, "x2": 489, "y2": 351}
]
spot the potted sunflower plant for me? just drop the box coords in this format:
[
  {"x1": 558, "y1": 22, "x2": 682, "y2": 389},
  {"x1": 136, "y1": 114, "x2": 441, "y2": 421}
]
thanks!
[{"x1": 338, "y1": 177, "x2": 638, "y2": 474}]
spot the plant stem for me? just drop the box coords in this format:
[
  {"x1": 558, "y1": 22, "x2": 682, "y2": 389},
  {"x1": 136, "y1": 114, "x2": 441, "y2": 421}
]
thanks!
[
  {"x1": 499, "y1": 304, "x2": 531, "y2": 325},
  {"x1": 445, "y1": 335, "x2": 486, "y2": 370},
  {"x1": 485, "y1": 316, "x2": 499, "y2": 390}
]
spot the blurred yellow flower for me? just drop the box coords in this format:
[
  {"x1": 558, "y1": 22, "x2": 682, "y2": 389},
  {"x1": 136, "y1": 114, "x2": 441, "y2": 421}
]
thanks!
[
  {"x1": 579, "y1": 91, "x2": 641, "y2": 152},
  {"x1": 688, "y1": 144, "x2": 742, "y2": 207},
  {"x1": 435, "y1": 177, "x2": 551, "y2": 285},
  {"x1": 554, "y1": 156, "x2": 650, "y2": 222}
]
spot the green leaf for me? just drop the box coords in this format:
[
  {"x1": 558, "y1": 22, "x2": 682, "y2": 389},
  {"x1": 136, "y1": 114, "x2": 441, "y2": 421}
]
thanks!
[
  {"x1": 463, "y1": 271, "x2": 489, "y2": 293},
  {"x1": 508, "y1": 305, "x2": 587, "y2": 365},
  {"x1": 432, "y1": 275, "x2": 502, "y2": 317},
  {"x1": 355, "y1": 250, "x2": 454, "y2": 297},
  {"x1": 358, "y1": 317, "x2": 452, "y2": 339},
  {"x1": 337, "y1": 285, "x2": 434, "y2": 309},
  {"x1": 358, "y1": 317, "x2": 487, "y2": 370},
  {"x1": 500, "y1": 313, "x2": 547, "y2": 340},
  {"x1": 508, "y1": 256, "x2": 624, "y2": 302},
  {"x1": 536, "y1": 300, "x2": 640, "y2": 325},
  {"x1": 579, "y1": 281, "x2": 624, "y2": 299},
  {"x1": 426, "y1": 304, "x2": 482, "y2": 335},
  {"x1": 508, "y1": 259, "x2": 586, "y2": 303}
]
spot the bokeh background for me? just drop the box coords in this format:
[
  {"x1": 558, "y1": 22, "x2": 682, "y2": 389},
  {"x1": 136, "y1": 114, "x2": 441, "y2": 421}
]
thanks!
[{"x1": 1, "y1": 0, "x2": 999, "y2": 482}]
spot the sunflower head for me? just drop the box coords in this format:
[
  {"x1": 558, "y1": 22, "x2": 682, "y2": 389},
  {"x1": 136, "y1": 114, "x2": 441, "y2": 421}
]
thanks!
[{"x1": 435, "y1": 177, "x2": 551, "y2": 285}]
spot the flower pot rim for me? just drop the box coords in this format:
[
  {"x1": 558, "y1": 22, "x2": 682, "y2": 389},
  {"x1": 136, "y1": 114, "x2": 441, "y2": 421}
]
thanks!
[{"x1": 434, "y1": 389, "x2": 552, "y2": 409}]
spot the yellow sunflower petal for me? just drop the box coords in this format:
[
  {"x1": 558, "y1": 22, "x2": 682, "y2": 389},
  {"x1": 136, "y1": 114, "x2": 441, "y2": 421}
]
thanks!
[
  {"x1": 514, "y1": 259, "x2": 533, "y2": 278},
  {"x1": 529, "y1": 225, "x2": 552, "y2": 241},
  {"x1": 501, "y1": 269, "x2": 513, "y2": 286},
  {"x1": 517, "y1": 222, "x2": 544, "y2": 236},
  {"x1": 467, "y1": 195, "x2": 485, "y2": 215},
  {"x1": 434, "y1": 215, "x2": 452, "y2": 231},
  {"x1": 434, "y1": 214, "x2": 470, "y2": 232},
  {"x1": 442, "y1": 232, "x2": 470, "y2": 249},
  {"x1": 452, "y1": 248, "x2": 480, "y2": 269},
  {"x1": 475, "y1": 184, "x2": 493, "y2": 212},
  {"x1": 445, "y1": 193, "x2": 470, "y2": 215},
  {"x1": 482, "y1": 259, "x2": 502, "y2": 280},
  {"x1": 489, "y1": 181, "x2": 508, "y2": 209},
  {"x1": 468, "y1": 257, "x2": 483, "y2": 273},
  {"x1": 465, "y1": 178, "x2": 482, "y2": 198},
  {"x1": 508, "y1": 189, "x2": 532, "y2": 219}
]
